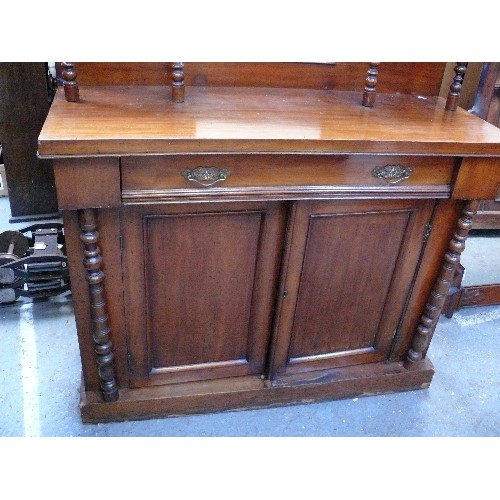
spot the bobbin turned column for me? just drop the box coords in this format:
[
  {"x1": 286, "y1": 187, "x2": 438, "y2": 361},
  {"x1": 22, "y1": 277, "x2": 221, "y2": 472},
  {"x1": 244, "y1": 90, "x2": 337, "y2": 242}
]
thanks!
[
  {"x1": 61, "y1": 62, "x2": 80, "y2": 102},
  {"x1": 171, "y1": 62, "x2": 185, "y2": 102},
  {"x1": 362, "y1": 63, "x2": 379, "y2": 107},
  {"x1": 404, "y1": 200, "x2": 479, "y2": 370},
  {"x1": 445, "y1": 62, "x2": 468, "y2": 111},
  {"x1": 78, "y1": 208, "x2": 119, "y2": 402}
]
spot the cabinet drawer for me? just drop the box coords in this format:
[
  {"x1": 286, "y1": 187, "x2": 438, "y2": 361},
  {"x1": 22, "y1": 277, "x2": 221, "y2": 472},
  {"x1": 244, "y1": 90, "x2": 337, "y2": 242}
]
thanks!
[{"x1": 121, "y1": 154, "x2": 456, "y2": 201}]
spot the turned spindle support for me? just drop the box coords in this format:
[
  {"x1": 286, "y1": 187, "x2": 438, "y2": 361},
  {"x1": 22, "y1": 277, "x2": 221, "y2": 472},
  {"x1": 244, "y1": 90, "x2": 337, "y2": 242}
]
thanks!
[
  {"x1": 404, "y1": 200, "x2": 479, "y2": 370},
  {"x1": 78, "y1": 209, "x2": 119, "y2": 402},
  {"x1": 362, "y1": 63, "x2": 380, "y2": 107},
  {"x1": 445, "y1": 62, "x2": 468, "y2": 111},
  {"x1": 171, "y1": 62, "x2": 185, "y2": 103},
  {"x1": 61, "y1": 62, "x2": 80, "y2": 102}
]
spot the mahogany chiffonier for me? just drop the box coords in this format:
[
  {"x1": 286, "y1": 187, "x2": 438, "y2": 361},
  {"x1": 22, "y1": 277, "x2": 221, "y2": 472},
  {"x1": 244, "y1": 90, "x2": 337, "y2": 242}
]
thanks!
[{"x1": 38, "y1": 63, "x2": 500, "y2": 423}]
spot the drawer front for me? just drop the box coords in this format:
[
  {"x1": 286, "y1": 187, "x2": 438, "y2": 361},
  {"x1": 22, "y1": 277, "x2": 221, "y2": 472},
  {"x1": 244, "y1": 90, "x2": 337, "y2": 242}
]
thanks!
[{"x1": 121, "y1": 154, "x2": 456, "y2": 201}]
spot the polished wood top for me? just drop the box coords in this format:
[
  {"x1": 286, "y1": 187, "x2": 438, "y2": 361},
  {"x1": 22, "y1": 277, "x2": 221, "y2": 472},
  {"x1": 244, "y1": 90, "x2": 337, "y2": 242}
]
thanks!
[{"x1": 38, "y1": 85, "x2": 500, "y2": 157}]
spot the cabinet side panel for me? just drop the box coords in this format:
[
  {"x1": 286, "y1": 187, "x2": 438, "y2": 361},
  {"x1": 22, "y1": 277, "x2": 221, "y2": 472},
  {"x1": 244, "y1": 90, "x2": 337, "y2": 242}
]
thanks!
[
  {"x1": 452, "y1": 157, "x2": 500, "y2": 201},
  {"x1": 53, "y1": 158, "x2": 121, "y2": 210}
]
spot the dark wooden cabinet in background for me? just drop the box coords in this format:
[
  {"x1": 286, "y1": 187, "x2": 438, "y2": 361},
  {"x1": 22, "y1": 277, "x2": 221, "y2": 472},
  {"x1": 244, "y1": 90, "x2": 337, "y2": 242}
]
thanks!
[
  {"x1": 471, "y1": 62, "x2": 500, "y2": 230},
  {"x1": 38, "y1": 63, "x2": 500, "y2": 422},
  {"x1": 0, "y1": 63, "x2": 58, "y2": 221},
  {"x1": 443, "y1": 62, "x2": 500, "y2": 317}
]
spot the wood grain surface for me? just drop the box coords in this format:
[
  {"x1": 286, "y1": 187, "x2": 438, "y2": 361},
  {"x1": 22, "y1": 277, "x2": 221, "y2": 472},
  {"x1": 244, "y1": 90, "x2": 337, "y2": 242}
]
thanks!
[
  {"x1": 67, "y1": 62, "x2": 446, "y2": 95},
  {"x1": 38, "y1": 86, "x2": 500, "y2": 157}
]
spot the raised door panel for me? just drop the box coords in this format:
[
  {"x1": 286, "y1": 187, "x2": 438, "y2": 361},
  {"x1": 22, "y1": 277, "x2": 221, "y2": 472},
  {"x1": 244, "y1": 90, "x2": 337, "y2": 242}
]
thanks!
[
  {"x1": 271, "y1": 199, "x2": 434, "y2": 377},
  {"x1": 122, "y1": 201, "x2": 285, "y2": 387}
]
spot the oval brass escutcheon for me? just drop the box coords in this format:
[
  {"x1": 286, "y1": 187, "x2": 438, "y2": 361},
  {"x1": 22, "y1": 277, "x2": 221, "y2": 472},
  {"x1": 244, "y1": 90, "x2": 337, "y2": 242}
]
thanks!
[
  {"x1": 181, "y1": 166, "x2": 230, "y2": 187},
  {"x1": 372, "y1": 165, "x2": 413, "y2": 184}
]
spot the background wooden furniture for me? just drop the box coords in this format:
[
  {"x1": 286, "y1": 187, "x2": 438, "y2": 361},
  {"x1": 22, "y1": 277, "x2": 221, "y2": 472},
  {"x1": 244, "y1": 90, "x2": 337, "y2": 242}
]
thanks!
[
  {"x1": 0, "y1": 63, "x2": 59, "y2": 222},
  {"x1": 470, "y1": 62, "x2": 500, "y2": 230},
  {"x1": 443, "y1": 62, "x2": 500, "y2": 317},
  {"x1": 38, "y1": 62, "x2": 500, "y2": 423}
]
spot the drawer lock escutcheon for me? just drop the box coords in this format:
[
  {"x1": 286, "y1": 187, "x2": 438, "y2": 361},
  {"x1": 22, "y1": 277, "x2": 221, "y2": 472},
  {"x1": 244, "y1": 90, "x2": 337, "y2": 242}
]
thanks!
[
  {"x1": 372, "y1": 165, "x2": 413, "y2": 184},
  {"x1": 181, "y1": 166, "x2": 230, "y2": 187}
]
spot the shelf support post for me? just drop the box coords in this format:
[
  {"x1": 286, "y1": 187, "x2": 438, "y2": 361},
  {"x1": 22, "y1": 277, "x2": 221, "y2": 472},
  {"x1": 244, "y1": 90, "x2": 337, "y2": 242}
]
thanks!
[
  {"x1": 362, "y1": 63, "x2": 380, "y2": 107},
  {"x1": 445, "y1": 62, "x2": 468, "y2": 111},
  {"x1": 61, "y1": 62, "x2": 80, "y2": 102},
  {"x1": 171, "y1": 62, "x2": 185, "y2": 102}
]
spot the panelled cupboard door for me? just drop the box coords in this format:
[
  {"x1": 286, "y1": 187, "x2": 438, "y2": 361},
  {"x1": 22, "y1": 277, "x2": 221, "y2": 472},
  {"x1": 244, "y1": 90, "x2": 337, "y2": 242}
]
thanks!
[
  {"x1": 122, "y1": 201, "x2": 286, "y2": 388},
  {"x1": 270, "y1": 199, "x2": 435, "y2": 378}
]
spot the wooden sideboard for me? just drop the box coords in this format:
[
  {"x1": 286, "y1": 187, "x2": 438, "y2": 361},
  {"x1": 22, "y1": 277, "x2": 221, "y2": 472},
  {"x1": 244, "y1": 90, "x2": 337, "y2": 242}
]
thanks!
[{"x1": 38, "y1": 63, "x2": 500, "y2": 423}]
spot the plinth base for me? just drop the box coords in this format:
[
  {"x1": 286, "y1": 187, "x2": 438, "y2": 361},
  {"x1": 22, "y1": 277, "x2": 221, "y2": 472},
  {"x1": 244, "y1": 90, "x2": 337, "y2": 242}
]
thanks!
[{"x1": 80, "y1": 359, "x2": 434, "y2": 424}]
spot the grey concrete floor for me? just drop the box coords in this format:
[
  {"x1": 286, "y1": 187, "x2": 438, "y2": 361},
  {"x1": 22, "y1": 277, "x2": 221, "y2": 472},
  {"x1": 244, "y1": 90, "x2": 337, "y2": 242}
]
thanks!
[{"x1": 0, "y1": 195, "x2": 499, "y2": 437}]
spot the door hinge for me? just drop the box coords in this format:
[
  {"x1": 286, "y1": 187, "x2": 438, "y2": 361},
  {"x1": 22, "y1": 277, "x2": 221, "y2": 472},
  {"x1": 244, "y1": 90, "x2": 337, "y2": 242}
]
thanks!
[
  {"x1": 388, "y1": 327, "x2": 402, "y2": 361},
  {"x1": 126, "y1": 351, "x2": 132, "y2": 370},
  {"x1": 423, "y1": 223, "x2": 432, "y2": 243},
  {"x1": 119, "y1": 234, "x2": 124, "y2": 251}
]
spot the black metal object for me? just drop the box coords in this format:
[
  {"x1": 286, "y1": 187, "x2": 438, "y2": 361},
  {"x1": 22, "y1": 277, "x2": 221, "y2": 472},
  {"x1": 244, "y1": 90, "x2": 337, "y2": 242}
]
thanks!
[{"x1": 0, "y1": 222, "x2": 70, "y2": 304}]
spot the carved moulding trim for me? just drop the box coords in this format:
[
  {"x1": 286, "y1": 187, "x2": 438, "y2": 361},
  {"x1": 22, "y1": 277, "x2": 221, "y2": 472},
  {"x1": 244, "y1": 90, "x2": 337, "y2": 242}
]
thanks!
[{"x1": 122, "y1": 184, "x2": 451, "y2": 204}]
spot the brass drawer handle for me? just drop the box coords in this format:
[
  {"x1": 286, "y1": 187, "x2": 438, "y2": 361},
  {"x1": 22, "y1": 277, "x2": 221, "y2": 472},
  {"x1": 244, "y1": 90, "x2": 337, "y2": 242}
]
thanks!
[
  {"x1": 372, "y1": 165, "x2": 413, "y2": 184},
  {"x1": 181, "y1": 166, "x2": 230, "y2": 187}
]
